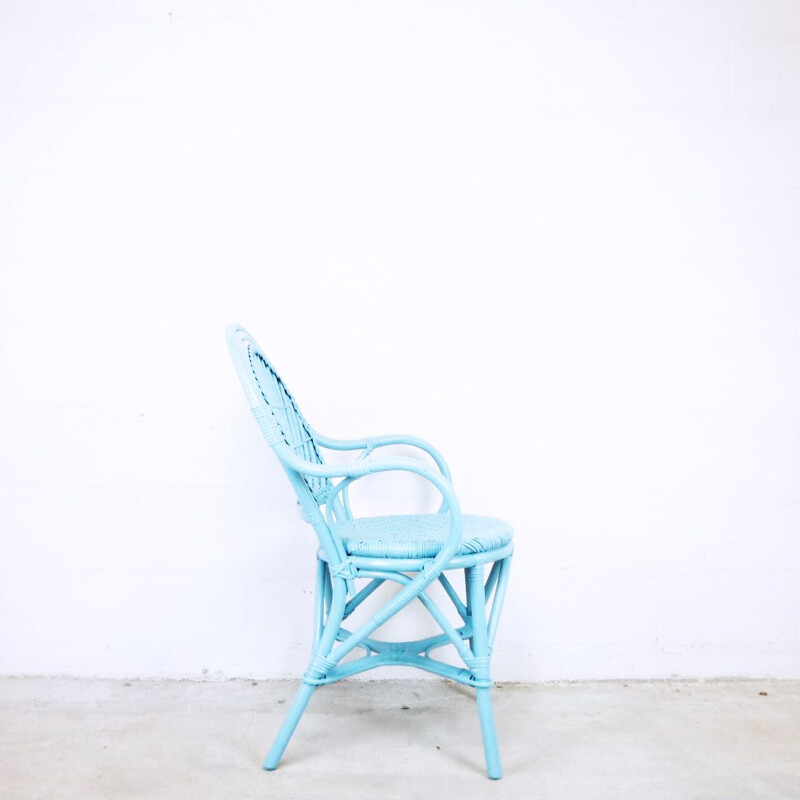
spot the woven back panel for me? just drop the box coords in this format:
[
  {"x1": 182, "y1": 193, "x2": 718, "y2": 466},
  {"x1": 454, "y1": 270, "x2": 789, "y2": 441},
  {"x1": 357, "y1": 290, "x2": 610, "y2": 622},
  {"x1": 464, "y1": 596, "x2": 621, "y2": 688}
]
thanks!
[{"x1": 246, "y1": 344, "x2": 332, "y2": 505}]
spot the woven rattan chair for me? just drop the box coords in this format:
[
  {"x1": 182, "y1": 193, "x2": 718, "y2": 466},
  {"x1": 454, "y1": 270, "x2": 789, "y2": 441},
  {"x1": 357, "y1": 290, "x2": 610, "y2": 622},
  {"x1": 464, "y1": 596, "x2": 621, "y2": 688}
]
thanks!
[{"x1": 226, "y1": 324, "x2": 513, "y2": 779}]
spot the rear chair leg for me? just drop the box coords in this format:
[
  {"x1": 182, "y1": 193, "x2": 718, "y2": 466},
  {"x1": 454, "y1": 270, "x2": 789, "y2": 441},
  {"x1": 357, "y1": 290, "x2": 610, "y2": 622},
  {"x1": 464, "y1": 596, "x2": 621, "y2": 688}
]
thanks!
[
  {"x1": 263, "y1": 681, "x2": 315, "y2": 770},
  {"x1": 264, "y1": 575, "x2": 347, "y2": 770}
]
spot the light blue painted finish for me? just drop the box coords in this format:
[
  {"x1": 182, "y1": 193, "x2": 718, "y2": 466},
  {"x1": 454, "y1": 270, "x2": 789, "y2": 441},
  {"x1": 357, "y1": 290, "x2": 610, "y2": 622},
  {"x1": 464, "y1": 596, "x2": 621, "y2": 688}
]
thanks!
[
  {"x1": 226, "y1": 324, "x2": 514, "y2": 780},
  {"x1": 334, "y1": 513, "x2": 512, "y2": 559}
]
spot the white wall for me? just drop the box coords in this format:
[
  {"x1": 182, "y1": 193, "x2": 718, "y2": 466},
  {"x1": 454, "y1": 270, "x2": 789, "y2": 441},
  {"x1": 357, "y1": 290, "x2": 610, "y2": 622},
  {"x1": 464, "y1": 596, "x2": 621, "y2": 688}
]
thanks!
[{"x1": 2, "y1": 0, "x2": 799, "y2": 681}]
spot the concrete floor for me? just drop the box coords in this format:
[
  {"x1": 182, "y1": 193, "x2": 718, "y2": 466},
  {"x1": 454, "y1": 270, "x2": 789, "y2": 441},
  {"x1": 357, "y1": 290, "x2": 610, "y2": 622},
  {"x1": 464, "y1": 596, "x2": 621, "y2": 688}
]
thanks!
[{"x1": 1, "y1": 678, "x2": 798, "y2": 799}]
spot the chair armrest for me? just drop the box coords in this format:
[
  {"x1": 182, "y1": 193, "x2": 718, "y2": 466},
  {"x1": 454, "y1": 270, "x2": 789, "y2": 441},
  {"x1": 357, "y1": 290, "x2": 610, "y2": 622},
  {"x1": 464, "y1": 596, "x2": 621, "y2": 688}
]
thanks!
[
  {"x1": 312, "y1": 430, "x2": 452, "y2": 482},
  {"x1": 280, "y1": 450, "x2": 464, "y2": 624},
  {"x1": 280, "y1": 450, "x2": 462, "y2": 559}
]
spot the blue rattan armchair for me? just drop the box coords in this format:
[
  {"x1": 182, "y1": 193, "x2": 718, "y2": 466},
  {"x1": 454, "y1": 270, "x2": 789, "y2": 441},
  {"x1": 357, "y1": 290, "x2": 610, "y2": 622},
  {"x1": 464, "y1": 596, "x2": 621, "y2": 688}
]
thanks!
[{"x1": 226, "y1": 324, "x2": 513, "y2": 779}]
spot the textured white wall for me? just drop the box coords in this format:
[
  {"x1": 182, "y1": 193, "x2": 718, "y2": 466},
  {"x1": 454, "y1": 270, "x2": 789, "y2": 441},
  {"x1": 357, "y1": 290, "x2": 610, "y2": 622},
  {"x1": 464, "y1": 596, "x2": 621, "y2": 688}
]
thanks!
[{"x1": 1, "y1": 1, "x2": 799, "y2": 681}]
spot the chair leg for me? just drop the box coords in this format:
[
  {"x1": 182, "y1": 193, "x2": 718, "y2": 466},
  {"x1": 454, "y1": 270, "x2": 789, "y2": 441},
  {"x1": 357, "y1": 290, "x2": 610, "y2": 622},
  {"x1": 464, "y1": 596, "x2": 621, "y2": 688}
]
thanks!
[
  {"x1": 466, "y1": 564, "x2": 502, "y2": 780},
  {"x1": 263, "y1": 681, "x2": 315, "y2": 770},
  {"x1": 312, "y1": 556, "x2": 330, "y2": 648},
  {"x1": 263, "y1": 575, "x2": 347, "y2": 771},
  {"x1": 464, "y1": 567, "x2": 474, "y2": 651},
  {"x1": 476, "y1": 686, "x2": 502, "y2": 780}
]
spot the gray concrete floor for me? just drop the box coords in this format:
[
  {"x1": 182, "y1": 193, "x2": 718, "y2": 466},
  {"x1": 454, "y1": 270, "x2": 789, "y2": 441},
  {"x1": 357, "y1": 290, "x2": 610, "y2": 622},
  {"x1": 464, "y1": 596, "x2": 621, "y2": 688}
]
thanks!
[{"x1": 1, "y1": 678, "x2": 798, "y2": 799}]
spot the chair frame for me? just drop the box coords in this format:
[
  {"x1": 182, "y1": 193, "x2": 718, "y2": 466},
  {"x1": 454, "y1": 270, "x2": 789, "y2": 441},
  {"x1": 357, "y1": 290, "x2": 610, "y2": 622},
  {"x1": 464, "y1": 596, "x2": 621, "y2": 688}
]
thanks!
[{"x1": 227, "y1": 324, "x2": 513, "y2": 779}]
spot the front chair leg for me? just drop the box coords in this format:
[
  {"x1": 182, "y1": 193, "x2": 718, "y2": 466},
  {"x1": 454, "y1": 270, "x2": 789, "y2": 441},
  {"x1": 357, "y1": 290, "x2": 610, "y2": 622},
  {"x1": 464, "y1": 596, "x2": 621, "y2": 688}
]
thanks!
[{"x1": 466, "y1": 564, "x2": 502, "y2": 780}]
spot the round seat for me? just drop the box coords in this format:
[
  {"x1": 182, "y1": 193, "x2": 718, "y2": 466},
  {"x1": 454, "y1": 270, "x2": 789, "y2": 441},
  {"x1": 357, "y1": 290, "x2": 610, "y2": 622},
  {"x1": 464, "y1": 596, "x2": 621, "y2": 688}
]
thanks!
[{"x1": 334, "y1": 513, "x2": 513, "y2": 559}]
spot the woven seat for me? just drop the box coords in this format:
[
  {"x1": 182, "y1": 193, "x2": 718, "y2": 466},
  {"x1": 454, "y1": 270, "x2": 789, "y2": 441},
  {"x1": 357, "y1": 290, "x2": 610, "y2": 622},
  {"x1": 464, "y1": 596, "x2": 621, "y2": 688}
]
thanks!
[
  {"x1": 336, "y1": 514, "x2": 513, "y2": 559},
  {"x1": 226, "y1": 324, "x2": 513, "y2": 780}
]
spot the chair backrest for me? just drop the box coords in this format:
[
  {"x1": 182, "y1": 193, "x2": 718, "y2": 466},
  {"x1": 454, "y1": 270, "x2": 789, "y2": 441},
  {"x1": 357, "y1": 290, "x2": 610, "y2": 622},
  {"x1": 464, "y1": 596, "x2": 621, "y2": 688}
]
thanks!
[{"x1": 226, "y1": 324, "x2": 332, "y2": 507}]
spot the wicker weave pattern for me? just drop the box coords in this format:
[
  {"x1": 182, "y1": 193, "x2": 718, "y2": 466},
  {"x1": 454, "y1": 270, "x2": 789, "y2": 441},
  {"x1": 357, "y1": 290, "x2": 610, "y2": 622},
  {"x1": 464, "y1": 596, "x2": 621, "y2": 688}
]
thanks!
[
  {"x1": 247, "y1": 345, "x2": 332, "y2": 504},
  {"x1": 335, "y1": 514, "x2": 513, "y2": 559}
]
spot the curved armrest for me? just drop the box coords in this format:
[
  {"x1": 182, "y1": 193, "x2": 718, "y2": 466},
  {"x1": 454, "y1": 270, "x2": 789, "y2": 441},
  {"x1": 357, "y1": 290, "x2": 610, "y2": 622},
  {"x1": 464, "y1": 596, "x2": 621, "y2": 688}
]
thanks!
[
  {"x1": 279, "y1": 450, "x2": 465, "y2": 636},
  {"x1": 312, "y1": 430, "x2": 452, "y2": 482},
  {"x1": 280, "y1": 449, "x2": 462, "y2": 566},
  {"x1": 289, "y1": 451, "x2": 465, "y2": 634}
]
